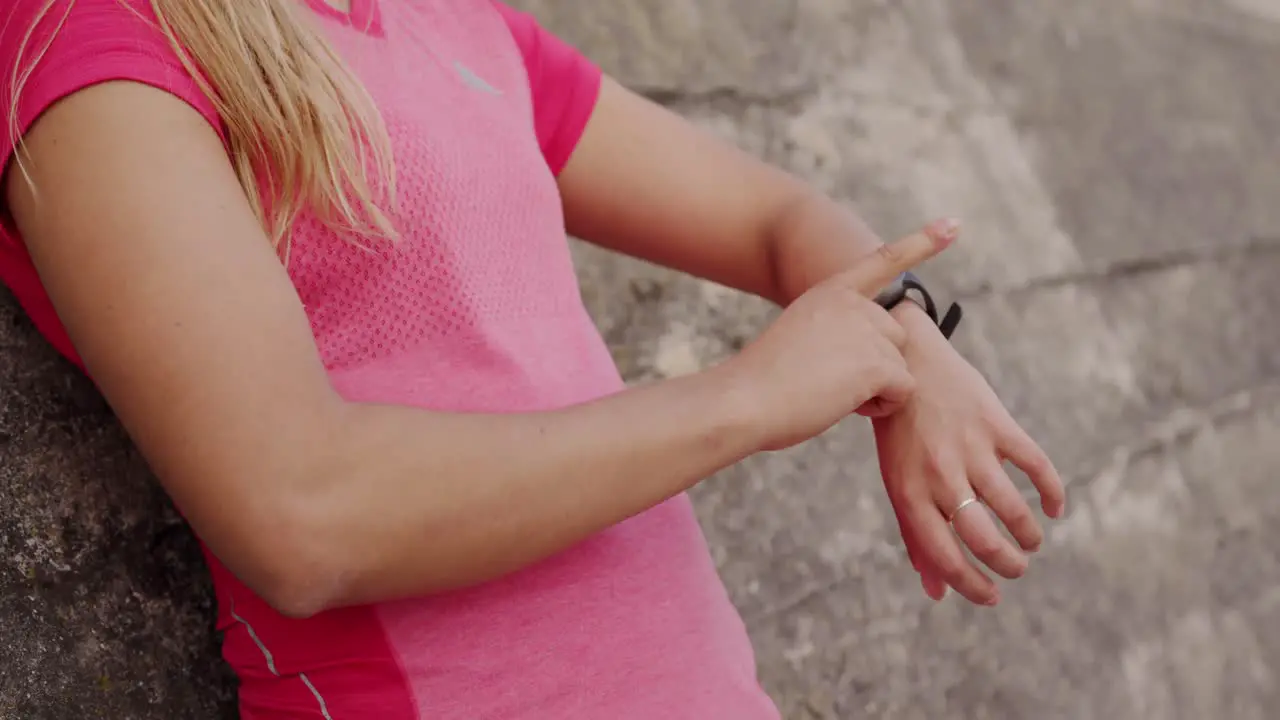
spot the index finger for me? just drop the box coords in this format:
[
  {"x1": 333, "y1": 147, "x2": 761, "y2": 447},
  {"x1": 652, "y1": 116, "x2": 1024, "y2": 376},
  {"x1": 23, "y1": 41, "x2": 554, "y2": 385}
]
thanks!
[
  {"x1": 1001, "y1": 425, "x2": 1067, "y2": 519},
  {"x1": 845, "y1": 218, "x2": 959, "y2": 297}
]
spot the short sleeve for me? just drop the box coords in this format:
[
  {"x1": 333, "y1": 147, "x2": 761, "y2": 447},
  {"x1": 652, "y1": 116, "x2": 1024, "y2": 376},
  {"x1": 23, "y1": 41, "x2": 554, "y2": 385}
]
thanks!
[
  {"x1": 0, "y1": 0, "x2": 224, "y2": 366},
  {"x1": 491, "y1": 2, "x2": 602, "y2": 176},
  {"x1": 0, "y1": 0, "x2": 224, "y2": 181}
]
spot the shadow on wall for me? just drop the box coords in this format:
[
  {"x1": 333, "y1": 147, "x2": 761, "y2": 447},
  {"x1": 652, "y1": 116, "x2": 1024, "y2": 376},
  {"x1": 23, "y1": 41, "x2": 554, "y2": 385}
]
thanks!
[{"x1": 0, "y1": 290, "x2": 237, "y2": 719}]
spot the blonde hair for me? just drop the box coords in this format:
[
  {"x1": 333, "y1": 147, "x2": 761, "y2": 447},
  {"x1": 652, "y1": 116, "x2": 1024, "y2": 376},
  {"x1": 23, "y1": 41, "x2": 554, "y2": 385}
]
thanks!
[{"x1": 9, "y1": 0, "x2": 397, "y2": 251}]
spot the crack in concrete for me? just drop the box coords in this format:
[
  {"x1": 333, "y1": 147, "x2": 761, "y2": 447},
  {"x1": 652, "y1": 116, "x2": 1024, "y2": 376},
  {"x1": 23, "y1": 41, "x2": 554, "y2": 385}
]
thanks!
[
  {"x1": 745, "y1": 576, "x2": 845, "y2": 625},
  {"x1": 1043, "y1": 379, "x2": 1279, "y2": 555},
  {"x1": 635, "y1": 83, "x2": 819, "y2": 112},
  {"x1": 634, "y1": 79, "x2": 994, "y2": 121},
  {"x1": 1128, "y1": 0, "x2": 1280, "y2": 48},
  {"x1": 1070, "y1": 380, "x2": 1280, "y2": 495},
  {"x1": 953, "y1": 235, "x2": 1280, "y2": 301}
]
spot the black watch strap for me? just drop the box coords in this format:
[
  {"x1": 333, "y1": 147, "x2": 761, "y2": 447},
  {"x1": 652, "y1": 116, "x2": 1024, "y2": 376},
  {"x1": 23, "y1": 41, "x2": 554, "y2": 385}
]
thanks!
[{"x1": 873, "y1": 271, "x2": 963, "y2": 339}]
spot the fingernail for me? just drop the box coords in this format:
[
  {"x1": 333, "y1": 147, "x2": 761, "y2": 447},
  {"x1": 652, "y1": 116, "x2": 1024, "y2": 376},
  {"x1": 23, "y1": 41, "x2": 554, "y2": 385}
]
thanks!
[
  {"x1": 925, "y1": 218, "x2": 960, "y2": 245},
  {"x1": 984, "y1": 593, "x2": 1000, "y2": 606}
]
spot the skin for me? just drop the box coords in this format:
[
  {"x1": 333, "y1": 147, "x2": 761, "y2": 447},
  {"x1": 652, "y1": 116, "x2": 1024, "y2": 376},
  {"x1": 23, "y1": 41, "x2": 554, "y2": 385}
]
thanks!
[
  {"x1": 562, "y1": 78, "x2": 1066, "y2": 605},
  {"x1": 7, "y1": 74, "x2": 1062, "y2": 618}
]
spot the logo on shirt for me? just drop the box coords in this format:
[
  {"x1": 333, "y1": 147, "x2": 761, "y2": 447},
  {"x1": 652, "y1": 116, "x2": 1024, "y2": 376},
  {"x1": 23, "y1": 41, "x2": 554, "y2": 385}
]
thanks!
[{"x1": 454, "y1": 61, "x2": 502, "y2": 95}]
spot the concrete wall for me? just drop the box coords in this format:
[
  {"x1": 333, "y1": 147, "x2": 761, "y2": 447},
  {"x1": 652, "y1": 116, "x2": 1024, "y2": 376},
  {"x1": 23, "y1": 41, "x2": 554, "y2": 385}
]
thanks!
[{"x1": 4, "y1": 1, "x2": 1280, "y2": 717}]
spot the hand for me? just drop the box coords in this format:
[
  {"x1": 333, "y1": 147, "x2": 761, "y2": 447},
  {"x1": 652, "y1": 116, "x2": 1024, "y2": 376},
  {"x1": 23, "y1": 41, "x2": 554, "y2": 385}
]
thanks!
[
  {"x1": 725, "y1": 221, "x2": 958, "y2": 452},
  {"x1": 875, "y1": 311, "x2": 1066, "y2": 606}
]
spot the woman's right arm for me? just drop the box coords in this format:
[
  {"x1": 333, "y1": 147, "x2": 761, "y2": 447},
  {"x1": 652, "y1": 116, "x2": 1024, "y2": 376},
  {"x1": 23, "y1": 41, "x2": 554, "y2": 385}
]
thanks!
[
  {"x1": 8, "y1": 81, "x2": 770, "y2": 617},
  {"x1": 10, "y1": 80, "x2": 936, "y2": 618}
]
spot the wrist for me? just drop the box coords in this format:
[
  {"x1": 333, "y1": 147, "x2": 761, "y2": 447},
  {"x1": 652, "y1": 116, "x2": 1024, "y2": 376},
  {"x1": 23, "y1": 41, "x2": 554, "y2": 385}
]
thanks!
[
  {"x1": 891, "y1": 299, "x2": 941, "y2": 335},
  {"x1": 702, "y1": 358, "x2": 771, "y2": 455},
  {"x1": 891, "y1": 301, "x2": 956, "y2": 368}
]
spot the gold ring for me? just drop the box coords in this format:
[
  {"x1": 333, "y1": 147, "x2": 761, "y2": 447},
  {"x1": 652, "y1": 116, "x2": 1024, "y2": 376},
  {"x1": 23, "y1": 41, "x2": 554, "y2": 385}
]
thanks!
[{"x1": 946, "y1": 497, "x2": 980, "y2": 524}]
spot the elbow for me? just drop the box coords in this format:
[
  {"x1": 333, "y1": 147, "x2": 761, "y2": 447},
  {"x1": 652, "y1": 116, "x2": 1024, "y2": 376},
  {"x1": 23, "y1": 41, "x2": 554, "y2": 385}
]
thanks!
[
  {"x1": 183, "y1": 400, "x2": 363, "y2": 619},
  {"x1": 250, "y1": 415, "x2": 361, "y2": 619},
  {"x1": 249, "y1": 539, "x2": 345, "y2": 620},
  {"x1": 234, "y1": 499, "x2": 353, "y2": 620},
  {"x1": 256, "y1": 569, "x2": 337, "y2": 621}
]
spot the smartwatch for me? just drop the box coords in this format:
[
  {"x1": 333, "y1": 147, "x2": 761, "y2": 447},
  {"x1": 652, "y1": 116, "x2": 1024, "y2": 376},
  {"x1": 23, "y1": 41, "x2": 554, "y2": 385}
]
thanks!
[{"x1": 873, "y1": 271, "x2": 963, "y2": 339}]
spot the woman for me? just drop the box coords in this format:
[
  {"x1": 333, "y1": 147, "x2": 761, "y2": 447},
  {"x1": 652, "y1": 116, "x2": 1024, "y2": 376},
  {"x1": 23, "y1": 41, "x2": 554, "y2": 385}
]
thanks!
[{"x1": 1, "y1": 0, "x2": 1064, "y2": 717}]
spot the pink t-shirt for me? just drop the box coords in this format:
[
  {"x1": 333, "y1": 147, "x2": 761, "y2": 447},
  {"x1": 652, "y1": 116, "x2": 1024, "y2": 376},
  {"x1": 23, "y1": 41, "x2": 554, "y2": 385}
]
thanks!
[{"x1": 0, "y1": 1, "x2": 781, "y2": 718}]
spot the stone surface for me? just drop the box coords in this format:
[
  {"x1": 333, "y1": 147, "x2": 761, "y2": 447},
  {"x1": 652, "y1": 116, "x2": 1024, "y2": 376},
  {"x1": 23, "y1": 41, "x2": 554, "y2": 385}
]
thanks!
[
  {"x1": 3, "y1": 0, "x2": 1279, "y2": 717},
  {"x1": 0, "y1": 321, "x2": 236, "y2": 718}
]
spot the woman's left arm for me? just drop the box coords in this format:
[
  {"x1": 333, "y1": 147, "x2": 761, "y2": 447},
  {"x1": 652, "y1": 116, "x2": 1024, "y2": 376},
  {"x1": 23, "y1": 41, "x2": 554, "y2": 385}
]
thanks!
[
  {"x1": 558, "y1": 76, "x2": 1067, "y2": 606},
  {"x1": 558, "y1": 76, "x2": 880, "y2": 305}
]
